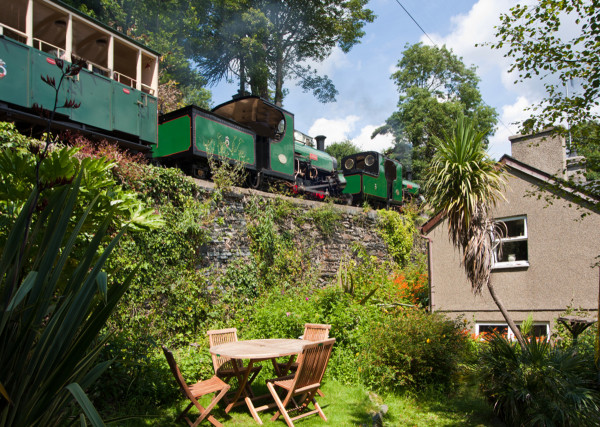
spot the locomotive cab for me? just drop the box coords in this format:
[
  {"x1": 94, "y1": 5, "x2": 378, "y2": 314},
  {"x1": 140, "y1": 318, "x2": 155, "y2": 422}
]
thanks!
[{"x1": 342, "y1": 151, "x2": 406, "y2": 208}]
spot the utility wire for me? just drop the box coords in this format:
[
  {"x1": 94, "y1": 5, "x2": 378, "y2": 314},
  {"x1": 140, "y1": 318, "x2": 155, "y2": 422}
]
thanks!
[
  {"x1": 394, "y1": 0, "x2": 437, "y2": 47},
  {"x1": 393, "y1": 0, "x2": 516, "y2": 136}
]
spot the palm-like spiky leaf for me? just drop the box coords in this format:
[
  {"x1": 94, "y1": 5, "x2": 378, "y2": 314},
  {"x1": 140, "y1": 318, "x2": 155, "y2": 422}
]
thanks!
[
  {"x1": 0, "y1": 173, "x2": 134, "y2": 425},
  {"x1": 423, "y1": 115, "x2": 505, "y2": 293}
]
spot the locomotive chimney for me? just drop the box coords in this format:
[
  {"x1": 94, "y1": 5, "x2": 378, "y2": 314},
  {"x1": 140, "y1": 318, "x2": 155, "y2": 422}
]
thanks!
[{"x1": 316, "y1": 135, "x2": 326, "y2": 151}]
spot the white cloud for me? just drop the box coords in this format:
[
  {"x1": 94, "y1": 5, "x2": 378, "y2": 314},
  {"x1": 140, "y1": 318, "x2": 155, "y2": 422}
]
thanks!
[
  {"x1": 308, "y1": 117, "x2": 394, "y2": 153},
  {"x1": 352, "y1": 125, "x2": 395, "y2": 152},
  {"x1": 308, "y1": 116, "x2": 360, "y2": 143}
]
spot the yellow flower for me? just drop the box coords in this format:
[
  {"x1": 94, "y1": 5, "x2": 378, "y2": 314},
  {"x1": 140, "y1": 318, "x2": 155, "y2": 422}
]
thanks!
[
  {"x1": 187, "y1": 307, "x2": 192, "y2": 312},
  {"x1": 426, "y1": 338, "x2": 430, "y2": 343}
]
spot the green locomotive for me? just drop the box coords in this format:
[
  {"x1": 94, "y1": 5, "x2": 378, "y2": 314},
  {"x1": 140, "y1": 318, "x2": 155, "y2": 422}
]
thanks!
[
  {"x1": 153, "y1": 96, "x2": 345, "y2": 198},
  {"x1": 341, "y1": 151, "x2": 420, "y2": 207}
]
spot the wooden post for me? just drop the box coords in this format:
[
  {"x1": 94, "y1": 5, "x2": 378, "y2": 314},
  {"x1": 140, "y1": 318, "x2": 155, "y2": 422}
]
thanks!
[
  {"x1": 26, "y1": 0, "x2": 34, "y2": 47},
  {"x1": 136, "y1": 49, "x2": 142, "y2": 91},
  {"x1": 107, "y1": 35, "x2": 114, "y2": 78},
  {"x1": 65, "y1": 14, "x2": 73, "y2": 62}
]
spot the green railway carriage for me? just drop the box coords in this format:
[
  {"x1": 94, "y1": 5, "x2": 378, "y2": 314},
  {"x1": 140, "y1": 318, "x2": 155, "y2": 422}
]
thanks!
[
  {"x1": 0, "y1": 0, "x2": 159, "y2": 150},
  {"x1": 341, "y1": 151, "x2": 419, "y2": 207}
]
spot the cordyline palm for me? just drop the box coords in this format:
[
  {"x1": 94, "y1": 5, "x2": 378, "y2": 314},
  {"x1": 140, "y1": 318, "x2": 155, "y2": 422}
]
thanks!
[{"x1": 424, "y1": 116, "x2": 526, "y2": 349}]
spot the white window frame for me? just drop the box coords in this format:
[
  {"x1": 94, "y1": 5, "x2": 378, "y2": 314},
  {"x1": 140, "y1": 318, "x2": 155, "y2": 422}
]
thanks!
[
  {"x1": 475, "y1": 322, "x2": 550, "y2": 340},
  {"x1": 492, "y1": 215, "x2": 529, "y2": 269}
]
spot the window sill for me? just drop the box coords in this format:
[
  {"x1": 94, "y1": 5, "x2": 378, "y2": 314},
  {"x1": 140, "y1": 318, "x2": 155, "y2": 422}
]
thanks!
[{"x1": 492, "y1": 261, "x2": 530, "y2": 270}]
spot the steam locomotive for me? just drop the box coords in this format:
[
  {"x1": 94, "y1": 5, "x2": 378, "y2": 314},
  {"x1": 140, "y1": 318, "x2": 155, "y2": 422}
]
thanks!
[{"x1": 0, "y1": 0, "x2": 419, "y2": 207}]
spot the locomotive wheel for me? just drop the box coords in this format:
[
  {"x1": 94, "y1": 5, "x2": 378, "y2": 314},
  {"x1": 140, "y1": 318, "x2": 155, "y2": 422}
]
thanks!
[{"x1": 247, "y1": 171, "x2": 263, "y2": 189}]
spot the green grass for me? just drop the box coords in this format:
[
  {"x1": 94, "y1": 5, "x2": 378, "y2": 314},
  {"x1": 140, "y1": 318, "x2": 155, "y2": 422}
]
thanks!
[{"x1": 104, "y1": 381, "x2": 500, "y2": 426}]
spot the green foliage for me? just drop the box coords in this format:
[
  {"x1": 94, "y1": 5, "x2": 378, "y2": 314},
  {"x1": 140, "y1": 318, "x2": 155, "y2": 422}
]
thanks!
[
  {"x1": 374, "y1": 43, "x2": 497, "y2": 181},
  {"x1": 0, "y1": 123, "x2": 161, "y2": 234},
  {"x1": 475, "y1": 333, "x2": 600, "y2": 426},
  {"x1": 362, "y1": 308, "x2": 470, "y2": 393},
  {"x1": 376, "y1": 209, "x2": 416, "y2": 267},
  {"x1": 325, "y1": 139, "x2": 361, "y2": 167},
  {"x1": 245, "y1": 197, "x2": 316, "y2": 288},
  {"x1": 0, "y1": 173, "x2": 135, "y2": 425},
  {"x1": 490, "y1": 0, "x2": 600, "y2": 133},
  {"x1": 301, "y1": 203, "x2": 342, "y2": 237},
  {"x1": 571, "y1": 122, "x2": 600, "y2": 182}
]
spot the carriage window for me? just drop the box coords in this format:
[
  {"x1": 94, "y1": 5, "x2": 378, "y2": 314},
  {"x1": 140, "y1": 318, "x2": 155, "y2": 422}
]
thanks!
[{"x1": 492, "y1": 216, "x2": 529, "y2": 269}]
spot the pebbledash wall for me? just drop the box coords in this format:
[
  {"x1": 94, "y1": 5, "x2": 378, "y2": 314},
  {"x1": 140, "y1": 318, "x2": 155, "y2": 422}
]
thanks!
[{"x1": 191, "y1": 178, "x2": 409, "y2": 280}]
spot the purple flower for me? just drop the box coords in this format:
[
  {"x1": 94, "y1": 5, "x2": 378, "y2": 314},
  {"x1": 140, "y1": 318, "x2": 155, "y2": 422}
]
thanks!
[
  {"x1": 305, "y1": 297, "x2": 309, "y2": 301},
  {"x1": 286, "y1": 312, "x2": 291, "y2": 317}
]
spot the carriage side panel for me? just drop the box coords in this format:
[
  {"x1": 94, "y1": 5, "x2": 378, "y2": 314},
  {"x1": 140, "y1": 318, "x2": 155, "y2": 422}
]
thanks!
[
  {"x1": 0, "y1": 38, "x2": 30, "y2": 108},
  {"x1": 69, "y1": 69, "x2": 112, "y2": 130},
  {"x1": 194, "y1": 112, "x2": 256, "y2": 167},
  {"x1": 154, "y1": 114, "x2": 192, "y2": 158}
]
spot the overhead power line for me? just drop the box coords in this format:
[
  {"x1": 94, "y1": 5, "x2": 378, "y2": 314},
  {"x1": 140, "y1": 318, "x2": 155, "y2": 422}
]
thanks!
[{"x1": 394, "y1": 0, "x2": 437, "y2": 46}]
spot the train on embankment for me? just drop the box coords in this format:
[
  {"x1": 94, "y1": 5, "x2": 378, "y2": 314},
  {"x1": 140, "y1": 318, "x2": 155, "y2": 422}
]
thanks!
[{"x1": 0, "y1": 0, "x2": 420, "y2": 208}]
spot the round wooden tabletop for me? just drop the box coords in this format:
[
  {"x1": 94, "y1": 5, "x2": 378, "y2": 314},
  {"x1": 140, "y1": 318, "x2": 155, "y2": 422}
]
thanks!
[{"x1": 210, "y1": 339, "x2": 305, "y2": 359}]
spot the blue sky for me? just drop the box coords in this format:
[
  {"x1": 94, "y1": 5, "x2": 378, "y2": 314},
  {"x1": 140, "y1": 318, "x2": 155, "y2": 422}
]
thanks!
[{"x1": 210, "y1": 0, "x2": 543, "y2": 160}]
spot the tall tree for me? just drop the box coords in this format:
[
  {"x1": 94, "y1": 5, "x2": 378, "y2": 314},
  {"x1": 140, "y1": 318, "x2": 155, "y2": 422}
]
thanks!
[
  {"x1": 374, "y1": 43, "x2": 497, "y2": 182},
  {"x1": 193, "y1": 0, "x2": 374, "y2": 106},
  {"x1": 423, "y1": 117, "x2": 526, "y2": 349},
  {"x1": 491, "y1": 0, "x2": 600, "y2": 135},
  {"x1": 325, "y1": 140, "x2": 360, "y2": 166}
]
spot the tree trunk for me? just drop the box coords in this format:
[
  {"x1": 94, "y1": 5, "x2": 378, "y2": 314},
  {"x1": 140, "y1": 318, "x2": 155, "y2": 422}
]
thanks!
[
  {"x1": 274, "y1": 53, "x2": 284, "y2": 107},
  {"x1": 239, "y1": 57, "x2": 246, "y2": 96},
  {"x1": 487, "y1": 280, "x2": 526, "y2": 350}
]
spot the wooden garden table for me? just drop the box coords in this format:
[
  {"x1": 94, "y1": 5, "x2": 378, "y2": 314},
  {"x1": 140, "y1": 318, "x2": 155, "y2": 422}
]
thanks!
[{"x1": 209, "y1": 338, "x2": 305, "y2": 424}]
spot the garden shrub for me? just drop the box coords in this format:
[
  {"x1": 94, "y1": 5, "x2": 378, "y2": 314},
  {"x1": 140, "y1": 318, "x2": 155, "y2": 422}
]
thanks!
[
  {"x1": 475, "y1": 333, "x2": 600, "y2": 426},
  {"x1": 363, "y1": 307, "x2": 470, "y2": 392},
  {"x1": 376, "y1": 208, "x2": 416, "y2": 267}
]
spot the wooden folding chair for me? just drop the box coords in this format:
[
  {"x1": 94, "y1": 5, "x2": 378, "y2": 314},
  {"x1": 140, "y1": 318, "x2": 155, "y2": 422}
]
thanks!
[
  {"x1": 267, "y1": 338, "x2": 335, "y2": 427},
  {"x1": 162, "y1": 346, "x2": 230, "y2": 427},
  {"x1": 207, "y1": 328, "x2": 262, "y2": 398},
  {"x1": 276, "y1": 323, "x2": 331, "y2": 396}
]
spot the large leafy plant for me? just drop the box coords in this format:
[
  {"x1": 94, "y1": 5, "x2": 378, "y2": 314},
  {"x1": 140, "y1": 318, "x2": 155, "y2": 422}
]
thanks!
[
  {"x1": 476, "y1": 333, "x2": 600, "y2": 426},
  {"x1": 0, "y1": 172, "x2": 137, "y2": 425}
]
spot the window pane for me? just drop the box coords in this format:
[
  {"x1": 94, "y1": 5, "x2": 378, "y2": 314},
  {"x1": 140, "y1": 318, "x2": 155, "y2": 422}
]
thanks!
[
  {"x1": 498, "y1": 218, "x2": 525, "y2": 238},
  {"x1": 532, "y1": 325, "x2": 548, "y2": 338},
  {"x1": 479, "y1": 325, "x2": 508, "y2": 335},
  {"x1": 498, "y1": 240, "x2": 528, "y2": 262}
]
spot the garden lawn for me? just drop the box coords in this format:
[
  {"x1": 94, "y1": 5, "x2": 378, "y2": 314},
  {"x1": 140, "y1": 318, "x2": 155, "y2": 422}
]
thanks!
[{"x1": 105, "y1": 381, "x2": 499, "y2": 426}]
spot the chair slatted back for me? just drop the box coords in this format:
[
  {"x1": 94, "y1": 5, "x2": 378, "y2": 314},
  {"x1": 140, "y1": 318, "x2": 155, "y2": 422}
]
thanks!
[
  {"x1": 293, "y1": 338, "x2": 335, "y2": 390},
  {"x1": 162, "y1": 346, "x2": 195, "y2": 401},
  {"x1": 303, "y1": 323, "x2": 331, "y2": 341},
  {"x1": 207, "y1": 328, "x2": 243, "y2": 372}
]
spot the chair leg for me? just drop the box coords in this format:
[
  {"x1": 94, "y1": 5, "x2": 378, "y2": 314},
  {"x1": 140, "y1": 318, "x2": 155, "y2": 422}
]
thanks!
[
  {"x1": 311, "y1": 396, "x2": 327, "y2": 421},
  {"x1": 194, "y1": 386, "x2": 229, "y2": 427},
  {"x1": 267, "y1": 382, "x2": 295, "y2": 427},
  {"x1": 178, "y1": 401, "x2": 195, "y2": 424}
]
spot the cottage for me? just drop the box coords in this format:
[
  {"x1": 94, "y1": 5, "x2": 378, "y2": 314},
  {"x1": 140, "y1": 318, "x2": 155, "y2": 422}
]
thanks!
[{"x1": 421, "y1": 130, "x2": 599, "y2": 337}]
